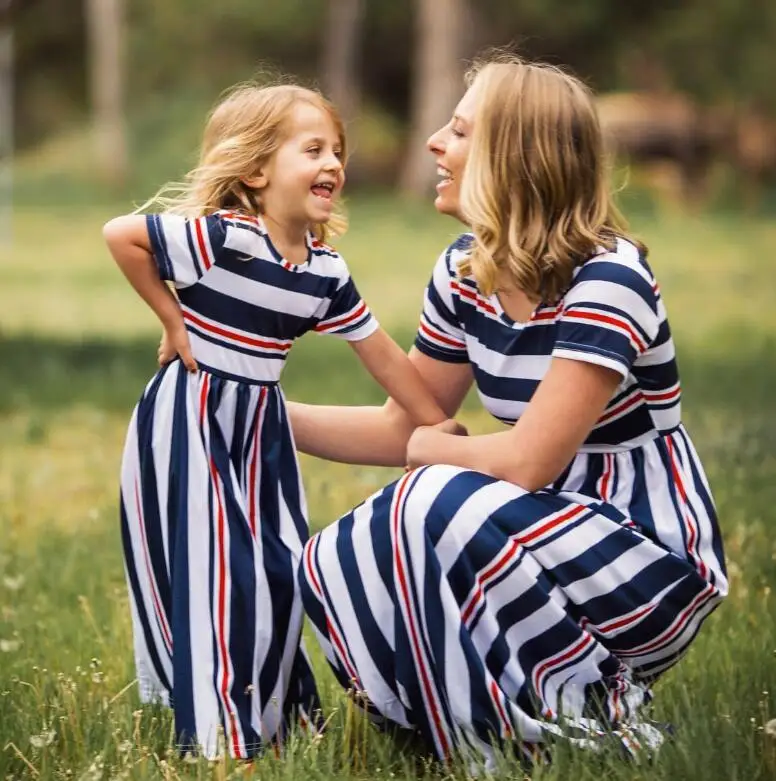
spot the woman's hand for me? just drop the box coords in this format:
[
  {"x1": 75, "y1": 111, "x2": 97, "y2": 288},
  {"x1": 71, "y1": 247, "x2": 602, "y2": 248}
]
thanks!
[
  {"x1": 158, "y1": 323, "x2": 198, "y2": 372},
  {"x1": 406, "y1": 418, "x2": 468, "y2": 470}
]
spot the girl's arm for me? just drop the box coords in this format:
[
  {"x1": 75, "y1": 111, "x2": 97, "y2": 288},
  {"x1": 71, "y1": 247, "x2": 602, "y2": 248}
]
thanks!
[
  {"x1": 288, "y1": 346, "x2": 474, "y2": 466},
  {"x1": 349, "y1": 328, "x2": 451, "y2": 426},
  {"x1": 406, "y1": 357, "x2": 621, "y2": 491},
  {"x1": 103, "y1": 215, "x2": 197, "y2": 371}
]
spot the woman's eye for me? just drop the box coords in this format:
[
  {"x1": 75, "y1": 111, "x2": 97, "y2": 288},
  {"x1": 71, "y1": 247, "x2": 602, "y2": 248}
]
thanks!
[
  {"x1": 307, "y1": 147, "x2": 321, "y2": 155},
  {"x1": 451, "y1": 127, "x2": 464, "y2": 138}
]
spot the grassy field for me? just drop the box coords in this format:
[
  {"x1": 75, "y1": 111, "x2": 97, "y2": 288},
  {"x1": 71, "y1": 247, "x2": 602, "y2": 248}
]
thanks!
[{"x1": 1, "y1": 197, "x2": 775, "y2": 780}]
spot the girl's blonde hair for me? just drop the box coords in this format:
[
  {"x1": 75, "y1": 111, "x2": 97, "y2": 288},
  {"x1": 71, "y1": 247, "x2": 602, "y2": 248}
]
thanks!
[
  {"x1": 141, "y1": 82, "x2": 348, "y2": 242},
  {"x1": 458, "y1": 53, "x2": 639, "y2": 302}
]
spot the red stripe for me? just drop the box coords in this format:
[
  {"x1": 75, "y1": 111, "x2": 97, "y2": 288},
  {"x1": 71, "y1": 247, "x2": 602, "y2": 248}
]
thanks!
[
  {"x1": 490, "y1": 680, "x2": 512, "y2": 737},
  {"x1": 392, "y1": 472, "x2": 449, "y2": 758},
  {"x1": 304, "y1": 536, "x2": 323, "y2": 599},
  {"x1": 532, "y1": 633, "x2": 594, "y2": 702},
  {"x1": 596, "y1": 602, "x2": 655, "y2": 634},
  {"x1": 198, "y1": 373, "x2": 209, "y2": 428},
  {"x1": 315, "y1": 300, "x2": 367, "y2": 332},
  {"x1": 133, "y1": 477, "x2": 172, "y2": 652},
  {"x1": 451, "y1": 280, "x2": 497, "y2": 314},
  {"x1": 616, "y1": 585, "x2": 715, "y2": 657},
  {"x1": 530, "y1": 309, "x2": 559, "y2": 322},
  {"x1": 183, "y1": 310, "x2": 292, "y2": 352},
  {"x1": 598, "y1": 453, "x2": 612, "y2": 500},
  {"x1": 564, "y1": 309, "x2": 647, "y2": 352},
  {"x1": 644, "y1": 386, "x2": 681, "y2": 402},
  {"x1": 209, "y1": 459, "x2": 243, "y2": 758},
  {"x1": 418, "y1": 320, "x2": 465, "y2": 348},
  {"x1": 666, "y1": 439, "x2": 708, "y2": 580},
  {"x1": 194, "y1": 218, "x2": 212, "y2": 270},
  {"x1": 247, "y1": 388, "x2": 266, "y2": 538},
  {"x1": 304, "y1": 538, "x2": 360, "y2": 685},
  {"x1": 517, "y1": 504, "x2": 587, "y2": 546},
  {"x1": 597, "y1": 390, "x2": 644, "y2": 426},
  {"x1": 461, "y1": 539, "x2": 520, "y2": 624}
]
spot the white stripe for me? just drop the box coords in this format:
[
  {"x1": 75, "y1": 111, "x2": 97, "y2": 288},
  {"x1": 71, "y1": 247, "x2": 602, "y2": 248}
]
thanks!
[
  {"x1": 187, "y1": 331, "x2": 285, "y2": 383},
  {"x1": 203, "y1": 265, "x2": 328, "y2": 320},
  {"x1": 184, "y1": 374, "x2": 221, "y2": 757}
]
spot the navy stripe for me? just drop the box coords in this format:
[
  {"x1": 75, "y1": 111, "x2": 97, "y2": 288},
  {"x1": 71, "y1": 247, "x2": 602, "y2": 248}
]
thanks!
[{"x1": 168, "y1": 364, "x2": 196, "y2": 748}]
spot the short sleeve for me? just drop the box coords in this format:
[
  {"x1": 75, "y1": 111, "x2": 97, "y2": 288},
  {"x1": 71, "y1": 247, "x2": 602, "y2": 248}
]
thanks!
[
  {"x1": 146, "y1": 213, "x2": 227, "y2": 288},
  {"x1": 553, "y1": 246, "x2": 661, "y2": 378},
  {"x1": 414, "y1": 245, "x2": 468, "y2": 363},
  {"x1": 313, "y1": 269, "x2": 379, "y2": 342}
]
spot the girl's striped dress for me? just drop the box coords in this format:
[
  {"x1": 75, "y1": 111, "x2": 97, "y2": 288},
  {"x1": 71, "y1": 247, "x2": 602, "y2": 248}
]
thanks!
[
  {"x1": 300, "y1": 235, "x2": 727, "y2": 766},
  {"x1": 119, "y1": 211, "x2": 377, "y2": 759}
]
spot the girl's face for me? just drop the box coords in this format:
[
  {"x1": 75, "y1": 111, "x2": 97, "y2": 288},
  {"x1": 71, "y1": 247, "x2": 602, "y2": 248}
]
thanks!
[
  {"x1": 426, "y1": 85, "x2": 478, "y2": 222},
  {"x1": 247, "y1": 103, "x2": 345, "y2": 234}
]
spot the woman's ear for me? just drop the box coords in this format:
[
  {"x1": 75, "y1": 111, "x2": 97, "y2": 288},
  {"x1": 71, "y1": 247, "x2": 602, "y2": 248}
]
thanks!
[{"x1": 241, "y1": 171, "x2": 267, "y2": 189}]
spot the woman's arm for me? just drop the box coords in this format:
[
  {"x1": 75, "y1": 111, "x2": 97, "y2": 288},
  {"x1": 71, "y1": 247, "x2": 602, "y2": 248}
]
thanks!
[
  {"x1": 406, "y1": 357, "x2": 621, "y2": 491},
  {"x1": 288, "y1": 347, "x2": 474, "y2": 466},
  {"x1": 104, "y1": 215, "x2": 197, "y2": 371}
]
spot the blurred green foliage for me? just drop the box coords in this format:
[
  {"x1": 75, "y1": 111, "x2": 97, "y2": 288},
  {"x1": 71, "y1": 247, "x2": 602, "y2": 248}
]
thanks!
[{"x1": 13, "y1": 0, "x2": 776, "y2": 151}]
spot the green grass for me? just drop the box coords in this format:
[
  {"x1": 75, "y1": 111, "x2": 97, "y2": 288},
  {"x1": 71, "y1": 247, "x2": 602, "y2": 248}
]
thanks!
[{"x1": 1, "y1": 197, "x2": 775, "y2": 779}]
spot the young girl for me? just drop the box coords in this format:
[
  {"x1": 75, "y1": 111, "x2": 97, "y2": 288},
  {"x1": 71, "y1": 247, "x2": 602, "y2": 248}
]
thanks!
[{"x1": 103, "y1": 82, "x2": 453, "y2": 760}]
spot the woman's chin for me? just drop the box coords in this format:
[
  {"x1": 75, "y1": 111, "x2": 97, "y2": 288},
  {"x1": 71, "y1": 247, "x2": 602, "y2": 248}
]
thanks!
[{"x1": 433, "y1": 194, "x2": 459, "y2": 217}]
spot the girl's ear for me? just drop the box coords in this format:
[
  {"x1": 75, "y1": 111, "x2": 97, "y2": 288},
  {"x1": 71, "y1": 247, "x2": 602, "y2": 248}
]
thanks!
[{"x1": 241, "y1": 171, "x2": 267, "y2": 189}]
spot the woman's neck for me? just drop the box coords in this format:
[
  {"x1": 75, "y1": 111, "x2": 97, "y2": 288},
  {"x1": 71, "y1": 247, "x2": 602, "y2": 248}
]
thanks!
[{"x1": 262, "y1": 214, "x2": 310, "y2": 265}]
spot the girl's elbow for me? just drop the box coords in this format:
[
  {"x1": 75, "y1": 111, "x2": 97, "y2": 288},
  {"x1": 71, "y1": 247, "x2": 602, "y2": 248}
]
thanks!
[{"x1": 102, "y1": 215, "x2": 143, "y2": 248}]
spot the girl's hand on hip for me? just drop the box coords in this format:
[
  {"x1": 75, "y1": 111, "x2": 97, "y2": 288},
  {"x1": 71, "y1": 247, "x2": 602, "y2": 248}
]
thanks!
[{"x1": 158, "y1": 324, "x2": 198, "y2": 373}]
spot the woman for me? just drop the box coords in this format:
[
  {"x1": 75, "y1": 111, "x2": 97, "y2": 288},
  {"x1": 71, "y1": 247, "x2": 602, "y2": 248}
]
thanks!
[{"x1": 288, "y1": 53, "x2": 727, "y2": 766}]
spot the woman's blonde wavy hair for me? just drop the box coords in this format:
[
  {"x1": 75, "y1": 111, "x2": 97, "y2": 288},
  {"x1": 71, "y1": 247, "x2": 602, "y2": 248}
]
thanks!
[
  {"x1": 139, "y1": 81, "x2": 348, "y2": 242},
  {"x1": 458, "y1": 53, "x2": 639, "y2": 302}
]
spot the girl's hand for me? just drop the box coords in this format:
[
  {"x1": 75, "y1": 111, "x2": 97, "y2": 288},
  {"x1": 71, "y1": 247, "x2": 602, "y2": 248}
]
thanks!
[
  {"x1": 406, "y1": 418, "x2": 467, "y2": 470},
  {"x1": 158, "y1": 323, "x2": 198, "y2": 373}
]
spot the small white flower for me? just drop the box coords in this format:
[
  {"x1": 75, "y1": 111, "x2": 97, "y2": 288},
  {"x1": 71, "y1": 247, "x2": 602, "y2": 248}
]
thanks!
[
  {"x1": 117, "y1": 740, "x2": 132, "y2": 754},
  {"x1": 0, "y1": 639, "x2": 20, "y2": 653},
  {"x1": 2, "y1": 575, "x2": 24, "y2": 591},
  {"x1": 30, "y1": 729, "x2": 56, "y2": 748}
]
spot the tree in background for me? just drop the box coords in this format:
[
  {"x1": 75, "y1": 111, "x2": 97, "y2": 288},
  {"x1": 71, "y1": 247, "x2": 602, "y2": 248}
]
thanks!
[
  {"x1": 399, "y1": 0, "x2": 474, "y2": 197},
  {"x1": 322, "y1": 0, "x2": 364, "y2": 125},
  {"x1": 0, "y1": 0, "x2": 11, "y2": 245},
  {"x1": 85, "y1": 0, "x2": 127, "y2": 187}
]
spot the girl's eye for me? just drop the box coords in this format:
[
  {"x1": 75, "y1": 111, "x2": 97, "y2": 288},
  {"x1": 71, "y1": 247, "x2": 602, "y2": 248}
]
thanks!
[
  {"x1": 334, "y1": 149, "x2": 343, "y2": 159},
  {"x1": 307, "y1": 147, "x2": 321, "y2": 156},
  {"x1": 451, "y1": 127, "x2": 464, "y2": 138}
]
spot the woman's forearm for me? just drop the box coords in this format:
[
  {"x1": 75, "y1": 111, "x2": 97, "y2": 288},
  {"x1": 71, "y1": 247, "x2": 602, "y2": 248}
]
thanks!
[{"x1": 287, "y1": 401, "x2": 413, "y2": 466}]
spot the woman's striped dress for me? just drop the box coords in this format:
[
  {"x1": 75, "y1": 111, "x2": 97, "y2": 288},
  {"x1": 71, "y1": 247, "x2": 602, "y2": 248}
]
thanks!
[
  {"x1": 300, "y1": 235, "x2": 727, "y2": 766},
  {"x1": 119, "y1": 211, "x2": 377, "y2": 759}
]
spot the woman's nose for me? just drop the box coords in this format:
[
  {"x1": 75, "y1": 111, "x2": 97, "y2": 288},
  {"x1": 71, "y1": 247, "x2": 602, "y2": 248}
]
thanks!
[{"x1": 427, "y1": 127, "x2": 445, "y2": 154}]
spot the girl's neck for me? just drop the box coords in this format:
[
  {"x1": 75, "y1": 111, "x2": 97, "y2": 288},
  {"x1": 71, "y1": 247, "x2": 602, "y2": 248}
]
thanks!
[{"x1": 262, "y1": 214, "x2": 310, "y2": 265}]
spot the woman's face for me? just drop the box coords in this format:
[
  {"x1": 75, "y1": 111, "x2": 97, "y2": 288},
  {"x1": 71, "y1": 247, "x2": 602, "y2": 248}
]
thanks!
[{"x1": 427, "y1": 85, "x2": 478, "y2": 222}]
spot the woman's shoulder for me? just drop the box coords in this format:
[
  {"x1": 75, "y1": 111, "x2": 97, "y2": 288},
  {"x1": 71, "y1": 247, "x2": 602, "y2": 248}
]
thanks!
[
  {"x1": 569, "y1": 236, "x2": 657, "y2": 294},
  {"x1": 435, "y1": 232, "x2": 474, "y2": 275}
]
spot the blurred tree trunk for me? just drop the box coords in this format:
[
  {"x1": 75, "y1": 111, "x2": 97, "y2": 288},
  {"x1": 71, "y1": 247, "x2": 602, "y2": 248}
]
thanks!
[
  {"x1": 0, "y1": 0, "x2": 12, "y2": 246},
  {"x1": 399, "y1": 0, "x2": 471, "y2": 197},
  {"x1": 85, "y1": 0, "x2": 127, "y2": 187},
  {"x1": 322, "y1": 0, "x2": 364, "y2": 124}
]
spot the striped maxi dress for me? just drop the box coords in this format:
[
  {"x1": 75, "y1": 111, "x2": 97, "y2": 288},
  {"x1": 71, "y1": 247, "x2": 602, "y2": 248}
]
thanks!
[
  {"x1": 300, "y1": 235, "x2": 728, "y2": 767},
  {"x1": 119, "y1": 210, "x2": 378, "y2": 759}
]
